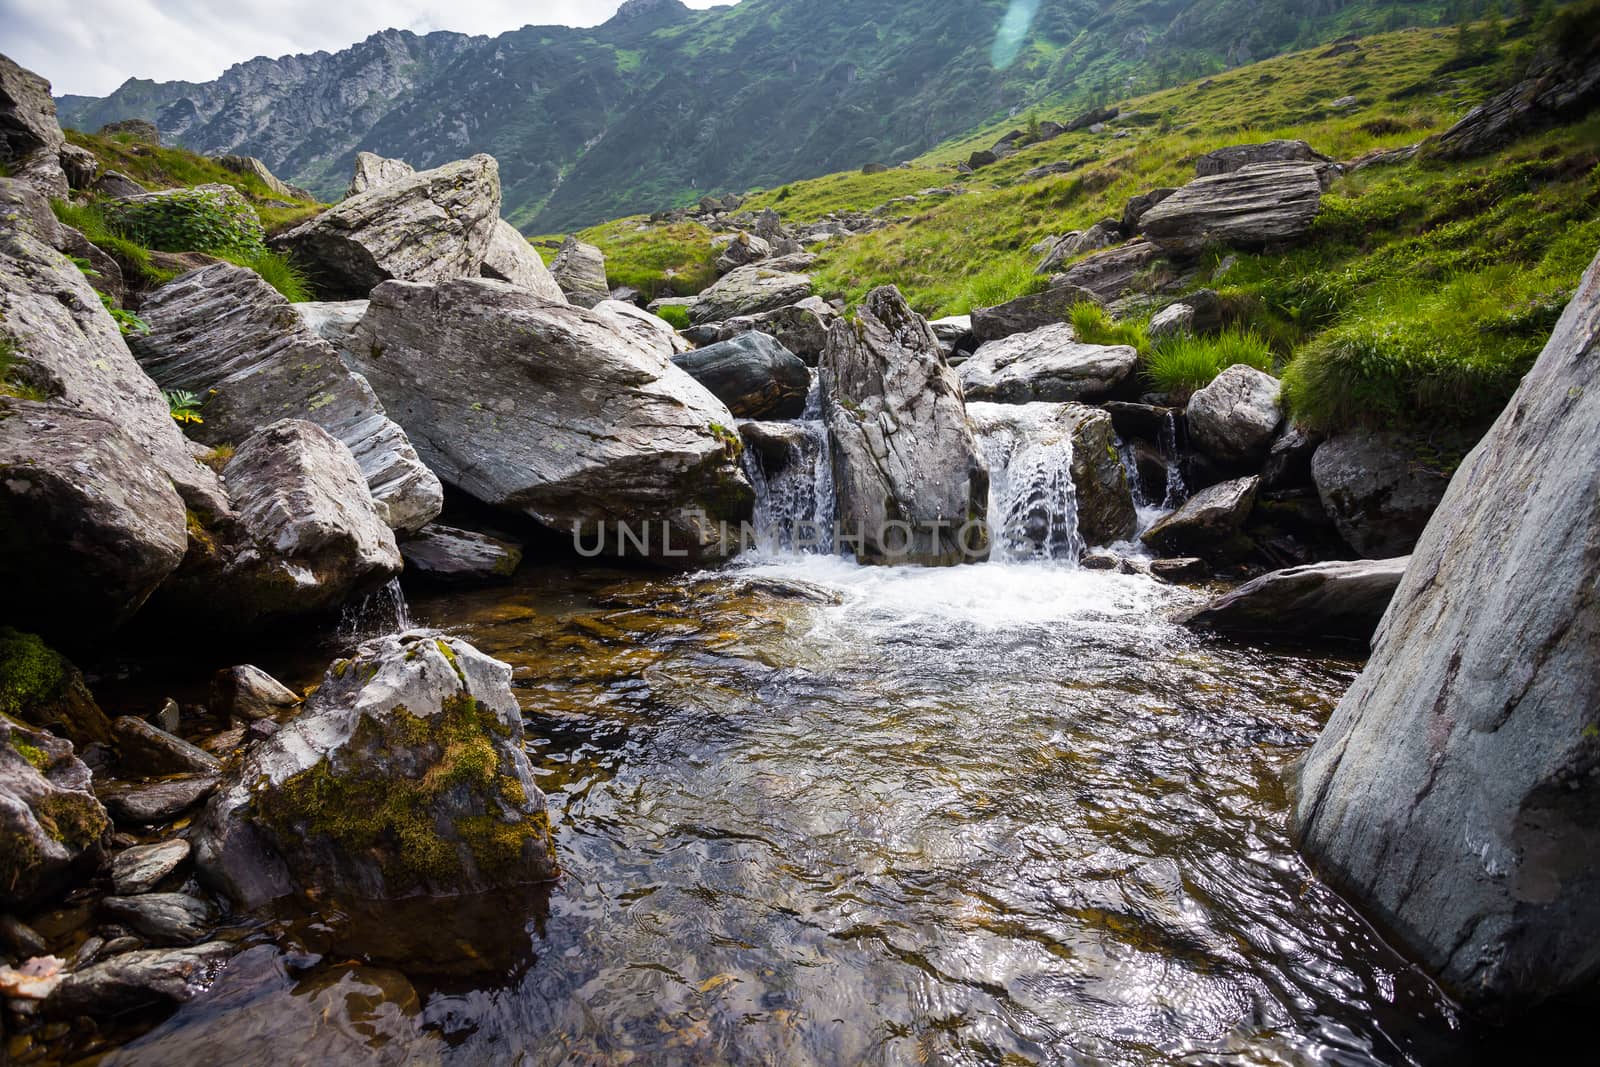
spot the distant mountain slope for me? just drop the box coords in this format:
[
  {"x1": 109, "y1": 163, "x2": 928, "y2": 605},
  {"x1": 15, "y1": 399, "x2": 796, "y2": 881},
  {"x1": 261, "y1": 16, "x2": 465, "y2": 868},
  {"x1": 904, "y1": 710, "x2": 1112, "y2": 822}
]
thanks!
[{"x1": 56, "y1": 0, "x2": 1447, "y2": 231}]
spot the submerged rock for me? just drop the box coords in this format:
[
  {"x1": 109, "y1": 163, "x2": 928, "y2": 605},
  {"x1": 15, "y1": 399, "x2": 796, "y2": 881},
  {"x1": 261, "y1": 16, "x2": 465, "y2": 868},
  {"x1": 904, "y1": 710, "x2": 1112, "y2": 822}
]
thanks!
[
  {"x1": 967, "y1": 402, "x2": 1136, "y2": 549},
  {"x1": 1140, "y1": 162, "x2": 1323, "y2": 256},
  {"x1": 673, "y1": 332, "x2": 811, "y2": 419},
  {"x1": 1292, "y1": 248, "x2": 1600, "y2": 1013},
  {"x1": 1311, "y1": 430, "x2": 1450, "y2": 558},
  {"x1": 1185, "y1": 364, "x2": 1283, "y2": 465},
  {"x1": 132, "y1": 263, "x2": 443, "y2": 534},
  {"x1": 351, "y1": 278, "x2": 751, "y2": 563},
  {"x1": 1182, "y1": 557, "x2": 1407, "y2": 643},
  {"x1": 958, "y1": 324, "x2": 1137, "y2": 403},
  {"x1": 821, "y1": 285, "x2": 989, "y2": 565},
  {"x1": 275, "y1": 155, "x2": 500, "y2": 298},
  {"x1": 479, "y1": 219, "x2": 567, "y2": 303},
  {"x1": 1140, "y1": 475, "x2": 1259, "y2": 564},
  {"x1": 194, "y1": 631, "x2": 558, "y2": 906},
  {"x1": 548, "y1": 236, "x2": 610, "y2": 308},
  {"x1": 400, "y1": 524, "x2": 523, "y2": 586},
  {"x1": 45, "y1": 942, "x2": 233, "y2": 1016},
  {"x1": 0, "y1": 716, "x2": 110, "y2": 909}
]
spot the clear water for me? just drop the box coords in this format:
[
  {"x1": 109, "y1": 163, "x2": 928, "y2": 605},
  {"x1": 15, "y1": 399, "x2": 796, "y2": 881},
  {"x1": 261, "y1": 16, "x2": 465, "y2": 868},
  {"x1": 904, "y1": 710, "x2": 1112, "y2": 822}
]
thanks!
[{"x1": 102, "y1": 553, "x2": 1505, "y2": 1066}]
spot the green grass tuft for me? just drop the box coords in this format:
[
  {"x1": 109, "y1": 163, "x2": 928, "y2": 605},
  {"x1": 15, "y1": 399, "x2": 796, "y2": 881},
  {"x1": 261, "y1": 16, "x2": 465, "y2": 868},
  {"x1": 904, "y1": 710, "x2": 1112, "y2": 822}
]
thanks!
[
  {"x1": 1070, "y1": 303, "x2": 1148, "y2": 351},
  {"x1": 653, "y1": 304, "x2": 692, "y2": 330},
  {"x1": 1145, "y1": 328, "x2": 1275, "y2": 400},
  {"x1": 217, "y1": 248, "x2": 315, "y2": 303}
]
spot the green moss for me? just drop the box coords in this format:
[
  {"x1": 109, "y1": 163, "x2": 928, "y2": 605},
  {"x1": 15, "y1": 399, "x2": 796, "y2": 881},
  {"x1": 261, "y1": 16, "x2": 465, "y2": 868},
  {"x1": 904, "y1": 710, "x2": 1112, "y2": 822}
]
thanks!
[
  {"x1": 0, "y1": 628, "x2": 67, "y2": 719},
  {"x1": 12, "y1": 740, "x2": 51, "y2": 771},
  {"x1": 253, "y1": 693, "x2": 547, "y2": 892},
  {"x1": 34, "y1": 790, "x2": 110, "y2": 848}
]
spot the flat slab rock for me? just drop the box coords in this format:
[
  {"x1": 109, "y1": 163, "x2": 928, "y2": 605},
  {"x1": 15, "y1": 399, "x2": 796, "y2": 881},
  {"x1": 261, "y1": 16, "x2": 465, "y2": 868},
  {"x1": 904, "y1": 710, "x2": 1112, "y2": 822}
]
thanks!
[
  {"x1": 1140, "y1": 162, "x2": 1323, "y2": 256},
  {"x1": 400, "y1": 524, "x2": 523, "y2": 585},
  {"x1": 958, "y1": 324, "x2": 1137, "y2": 403},
  {"x1": 111, "y1": 839, "x2": 193, "y2": 895},
  {"x1": 688, "y1": 261, "x2": 813, "y2": 326},
  {"x1": 1182, "y1": 557, "x2": 1408, "y2": 642}
]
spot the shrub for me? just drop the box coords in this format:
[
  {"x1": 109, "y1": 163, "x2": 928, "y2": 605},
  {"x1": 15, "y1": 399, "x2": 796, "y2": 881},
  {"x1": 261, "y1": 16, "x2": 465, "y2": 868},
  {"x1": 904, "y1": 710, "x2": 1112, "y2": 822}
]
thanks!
[
  {"x1": 1144, "y1": 328, "x2": 1274, "y2": 399},
  {"x1": 49, "y1": 199, "x2": 175, "y2": 289},
  {"x1": 1070, "y1": 302, "x2": 1148, "y2": 351},
  {"x1": 653, "y1": 304, "x2": 691, "y2": 330},
  {"x1": 103, "y1": 187, "x2": 266, "y2": 258}
]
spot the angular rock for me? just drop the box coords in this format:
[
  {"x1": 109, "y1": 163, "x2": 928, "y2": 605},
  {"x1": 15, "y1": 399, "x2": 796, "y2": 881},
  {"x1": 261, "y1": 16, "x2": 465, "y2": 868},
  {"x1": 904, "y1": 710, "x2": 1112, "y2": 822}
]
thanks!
[
  {"x1": 103, "y1": 893, "x2": 214, "y2": 945},
  {"x1": 217, "y1": 155, "x2": 313, "y2": 202},
  {"x1": 1035, "y1": 220, "x2": 1123, "y2": 274},
  {"x1": 1053, "y1": 240, "x2": 1165, "y2": 303},
  {"x1": 113, "y1": 717, "x2": 223, "y2": 777},
  {"x1": 0, "y1": 628, "x2": 112, "y2": 746},
  {"x1": 289, "y1": 299, "x2": 368, "y2": 353},
  {"x1": 96, "y1": 776, "x2": 218, "y2": 825},
  {"x1": 1122, "y1": 188, "x2": 1177, "y2": 234},
  {"x1": 0, "y1": 55, "x2": 68, "y2": 198},
  {"x1": 714, "y1": 230, "x2": 771, "y2": 274},
  {"x1": 688, "y1": 261, "x2": 813, "y2": 326},
  {"x1": 1183, "y1": 557, "x2": 1407, "y2": 643},
  {"x1": 1261, "y1": 423, "x2": 1324, "y2": 491},
  {"x1": 480, "y1": 219, "x2": 566, "y2": 304},
  {"x1": 591, "y1": 298, "x2": 689, "y2": 359},
  {"x1": 1195, "y1": 140, "x2": 1331, "y2": 177},
  {"x1": 1147, "y1": 288, "x2": 1226, "y2": 343},
  {"x1": 400, "y1": 524, "x2": 523, "y2": 586},
  {"x1": 1291, "y1": 247, "x2": 1600, "y2": 1013},
  {"x1": 344, "y1": 151, "x2": 414, "y2": 197},
  {"x1": 210, "y1": 419, "x2": 403, "y2": 619},
  {"x1": 1428, "y1": 32, "x2": 1600, "y2": 159},
  {"x1": 820, "y1": 285, "x2": 988, "y2": 566},
  {"x1": 968, "y1": 402, "x2": 1136, "y2": 550},
  {"x1": 1141, "y1": 163, "x2": 1323, "y2": 256},
  {"x1": 132, "y1": 263, "x2": 444, "y2": 534},
  {"x1": 1185, "y1": 364, "x2": 1283, "y2": 464},
  {"x1": 0, "y1": 400, "x2": 188, "y2": 641},
  {"x1": 111, "y1": 839, "x2": 193, "y2": 895},
  {"x1": 209, "y1": 665, "x2": 300, "y2": 722},
  {"x1": 548, "y1": 236, "x2": 610, "y2": 308},
  {"x1": 714, "y1": 297, "x2": 836, "y2": 364},
  {"x1": 58, "y1": 143, "x2": 99, "y2": 190},
  {"x1": 1149, "y1": 557, "x2": 1211, "y2": 583},
  {"x1": 673, "y1": 331, "x2": 810, "y2": 419},
  {"x1": 274, "y1": 155, "x2": 500, "y2": 299},
  {"x1": 0, "y1": 716, "x2": 109, "y2": 908},
  {"x1": 194, "y1": 631, "x2": 558, "y2": 906},
  {"x1": 98, "y1": 118, "x2": 160, "y2": 144},
  {"x1": 1311, "y1": 431, "x2": 1450, "y2": 558},
  {"x1": 1141, "y1": 475, "x2": 1258, "y2": 564},
  {"x1": 45, "y1": 942, "x2": 233, "y2": 1017},
  {"x1": 351, "y1": 278, "x2": 751, "y2": 562},
  {"x1": 971, "y1": 285, "x2": 1102, "y2": 344},
  {"x1": 959, "y1": 324, "x2": 1136, "y2": 404}
]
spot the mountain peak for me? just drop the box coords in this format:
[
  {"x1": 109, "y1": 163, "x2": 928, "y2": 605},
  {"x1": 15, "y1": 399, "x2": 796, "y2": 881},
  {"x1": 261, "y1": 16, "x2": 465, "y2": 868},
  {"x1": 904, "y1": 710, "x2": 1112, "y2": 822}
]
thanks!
[{"x1": 605, "y1": 0, "x2": 690, "y2": 27}]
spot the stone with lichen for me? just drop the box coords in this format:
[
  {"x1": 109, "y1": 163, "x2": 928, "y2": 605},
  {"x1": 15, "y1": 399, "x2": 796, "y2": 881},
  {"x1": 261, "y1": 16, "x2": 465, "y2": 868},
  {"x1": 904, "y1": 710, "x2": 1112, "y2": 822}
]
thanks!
[
  {"x1": 193, "y1": 630, "x2": 557, "y2": 906},
  {"x1": 0, "y1": 714, "x2": 110, "y2": 908}
]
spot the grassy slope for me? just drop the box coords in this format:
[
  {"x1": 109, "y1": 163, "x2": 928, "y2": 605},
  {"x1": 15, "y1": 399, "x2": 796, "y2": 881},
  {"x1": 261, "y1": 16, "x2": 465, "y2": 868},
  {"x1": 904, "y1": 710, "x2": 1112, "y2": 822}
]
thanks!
[{"x1": 578, "y1": 16, "x2": 1600, "y2": 437}]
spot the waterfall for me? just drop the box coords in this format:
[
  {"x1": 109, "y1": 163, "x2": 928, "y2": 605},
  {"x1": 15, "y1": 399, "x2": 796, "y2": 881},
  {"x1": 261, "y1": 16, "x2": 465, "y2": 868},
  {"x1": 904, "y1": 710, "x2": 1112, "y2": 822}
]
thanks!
[
  {"x1": 1118, "y1": 409, "x2": 1189, "y2": 536},
  {"x1": 337, "y1": 577, "x2": 413, "y2": 640},
  {"x1": 741, "y1": 374, "x2": 837, "y2": 555},
  {"x1": 977, "y1": 420, "x2": 1084, "y2": 565},
  {"x1": 1157, "y1": 409, "x2": 1187, "y2": 511}
]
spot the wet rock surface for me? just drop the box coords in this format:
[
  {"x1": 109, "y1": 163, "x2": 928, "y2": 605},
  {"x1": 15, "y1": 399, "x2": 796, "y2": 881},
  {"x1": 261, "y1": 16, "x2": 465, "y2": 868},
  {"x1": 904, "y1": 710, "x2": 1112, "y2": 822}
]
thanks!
[
  {"x1": 1183, "y1": 557, "x2": 1407, "y2": 642},
  {"x1": 673, "y1": 331, "x2": 811, "y2": 419}
]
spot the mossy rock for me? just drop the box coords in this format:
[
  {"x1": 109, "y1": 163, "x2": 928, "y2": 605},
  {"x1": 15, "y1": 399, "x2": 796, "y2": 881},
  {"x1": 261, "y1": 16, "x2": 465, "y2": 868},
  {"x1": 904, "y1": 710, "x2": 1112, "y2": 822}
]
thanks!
[
  {"x1": 0, "y1": 715, "x2": 111, "y2": 908},
  {"x1": 0, "y1": 628, "x2": 113, "y2": 746}
]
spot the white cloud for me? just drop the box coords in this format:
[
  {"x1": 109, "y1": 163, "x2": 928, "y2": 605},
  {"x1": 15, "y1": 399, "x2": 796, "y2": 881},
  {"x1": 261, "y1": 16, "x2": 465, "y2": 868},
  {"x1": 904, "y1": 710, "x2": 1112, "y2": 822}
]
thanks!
[{"x1": 1, "y1": 0, "x2": 732, "y2": 96}]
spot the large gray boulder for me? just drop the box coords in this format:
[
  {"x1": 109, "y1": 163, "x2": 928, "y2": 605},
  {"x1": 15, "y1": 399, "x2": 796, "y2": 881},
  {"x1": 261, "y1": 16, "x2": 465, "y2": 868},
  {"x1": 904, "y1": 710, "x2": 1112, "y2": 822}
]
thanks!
[
  {"x1": 1141, "y1": 162, "x2": 1323, "y2": 256},
  {"x1": 351, "y1": 278, "x2": 751, "y2": 563},
  {"x1": 1182, "y1": 557, "x2": 1408, "y2": 643},
  {"x1": 713, "y1": 297, "x2": 837, "y2": 364},
  {"x1": 131, "y1": 264, "x2": 443, "y2": 534},
  {"x1": 688, "y1": 261, "x2": 813, "y2": 325},
  {"x1": 1194, "y1": 139, "x2": 1331, "y2": 177},
  {"x1": 1052, "y1": 240, "x2": 1165, "y2": 304},
  {"x1": 958, "y1": 324, "x2": 1136, "y2": 404},
  {"x1": 275, "y1": 155, "x2": 500, "y2": 298},
  {"x1": 548, "y1": 236, "x2": 610, "y2": 308},
  {"x1": 967, "y1": 402, "x2": 1136, "y2": 550},
  {"x1": 820, "y1": 285, "x2": 989, "y2": 566},
  {"x1": 971, "y1": 284, "x2": 1101, "y2": 343},
  {"x1": 344, "y1": 150, "x2": 415, "y2": 197},
  {"x1": 194, "y1": 631, "x2": 557, "y2": 906},
  {"x1": 1141, "y1": 475, "x2": 1258, "y2": 564},
  {"x1": 0, "y1": 401, "x2": 188, "y2": 639},
  {"x1": 0, "y1": 716, "x2": 109, "y2": 909},
  {"x1": 1185, "y1": 364, "x2": 1283, "y2": 464},
  {"x1": 1312, "y1": 430, "x2": 1450, "y2": 558},
  {"x1": 0, "y1": 222, "x2": 222, "y2": 512},
  {"x1": 673, "y1": 332, "x2": 810, "y2": 419},
  {"x1": 591, "y1": 298, "x2": 689, "y2": 360},
  {"x1": 1291, "y1": 248, "x2": 1600, "y2": 1014},
  {"x1": 480, "y1": 219, "x2": 567, "y2": 304},
  {"x1": 0, "y1": 55, "x2": 68, "y2": 198}
]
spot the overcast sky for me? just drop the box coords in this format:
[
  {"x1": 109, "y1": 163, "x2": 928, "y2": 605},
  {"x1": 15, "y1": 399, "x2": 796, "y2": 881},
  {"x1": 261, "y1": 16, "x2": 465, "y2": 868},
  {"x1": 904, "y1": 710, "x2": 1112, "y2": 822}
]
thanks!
[{"x1": 2, "y1": 0, "x2": 732, "y2": 97}]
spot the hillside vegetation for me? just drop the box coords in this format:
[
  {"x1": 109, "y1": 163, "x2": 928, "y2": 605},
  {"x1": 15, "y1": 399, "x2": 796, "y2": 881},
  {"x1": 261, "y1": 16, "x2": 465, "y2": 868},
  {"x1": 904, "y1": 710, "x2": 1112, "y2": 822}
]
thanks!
[{"x1": 580, "y1": 10, "x2": 1600, "y2": 440}]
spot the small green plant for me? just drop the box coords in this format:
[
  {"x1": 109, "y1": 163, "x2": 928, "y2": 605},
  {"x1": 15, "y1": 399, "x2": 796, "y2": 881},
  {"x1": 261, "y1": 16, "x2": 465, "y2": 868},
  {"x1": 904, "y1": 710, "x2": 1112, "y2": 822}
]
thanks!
[
  {"x1": 0, "y1": 335, "x2": 47, "y2": 402},
  {"x1": 164, "y1": 388, "x2": 206, "y2": 426},
  {"x1": 101, "y1": 294, "x2": 150, "y2": 336},
  {"x1": 1070, "y1": 303, "x2": 1149, "y2": 351},
  {"x1": 1144, "y1": 328, "x2": 1275, "y2": 399},
  {"x1": 103, "y1": 187, "x2": 266, "y2": 258},
  {"x1": 653, "y1": 304, "x2": 691, "y2": 330}
]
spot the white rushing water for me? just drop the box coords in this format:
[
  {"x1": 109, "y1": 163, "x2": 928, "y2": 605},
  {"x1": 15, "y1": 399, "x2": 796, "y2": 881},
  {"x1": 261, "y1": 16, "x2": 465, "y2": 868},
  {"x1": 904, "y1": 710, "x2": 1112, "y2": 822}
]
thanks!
[{"x1": 336, "y1": 576, "x2": 413, "y2": 639}]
